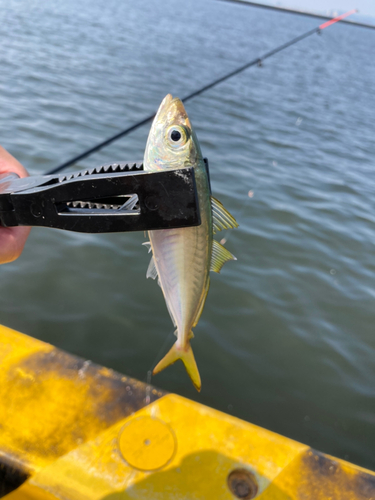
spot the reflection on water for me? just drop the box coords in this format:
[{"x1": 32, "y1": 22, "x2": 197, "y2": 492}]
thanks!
[{"x1": 1, "y1": 0, "x2": 375, "y2": 471}]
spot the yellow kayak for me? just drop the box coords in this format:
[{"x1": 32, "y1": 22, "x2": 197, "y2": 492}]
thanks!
[{"x1": 0, "y1": 324, "x2": 373, "y2": 499}]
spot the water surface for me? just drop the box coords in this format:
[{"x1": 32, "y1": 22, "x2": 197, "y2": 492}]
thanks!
[{"x1": 1, "y1": 0, "x2": 375, "y2": 471}]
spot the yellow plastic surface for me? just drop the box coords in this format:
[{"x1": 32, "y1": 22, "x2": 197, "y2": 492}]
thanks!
[
  {"x1": 0, "y1": 324, "x2": 164, "y2": 478},
  {"x1": 1, "y1": 324, "x2": 375, "y2": 500},
  {"x1": 118, "y1": 416, "x2": 176, "y2": 471},
  {"x1": 5, "y1": 394, "x2": 302, "y2": 499}
]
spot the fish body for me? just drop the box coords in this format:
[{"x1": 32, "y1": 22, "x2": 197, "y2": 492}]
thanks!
[{"x1": 143, "y1": 95, "x2": 238, "y2": 391}]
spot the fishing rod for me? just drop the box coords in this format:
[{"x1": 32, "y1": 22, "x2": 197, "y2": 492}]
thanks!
[
  {"x1": 46, "y1": 9, "x2": 356, "y2": 176},
  {"x1": 218, "y1": 0, "x2": 375, "y2": 31}
]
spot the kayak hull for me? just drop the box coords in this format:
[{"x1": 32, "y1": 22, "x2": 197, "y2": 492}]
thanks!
[{"x1": 0, "y1": 324, "x2": 373, "y2": 500}]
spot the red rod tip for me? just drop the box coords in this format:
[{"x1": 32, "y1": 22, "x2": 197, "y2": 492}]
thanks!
[{"x1": 319, "y1": 9, "x2": 357, "y2": 30}]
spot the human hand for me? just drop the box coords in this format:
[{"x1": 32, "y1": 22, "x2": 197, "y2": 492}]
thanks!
[{"x1": 0, "y1": 146, "x2": 31, "y2": 264}]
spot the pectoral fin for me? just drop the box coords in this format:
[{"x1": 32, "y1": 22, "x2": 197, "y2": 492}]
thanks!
[
  {"x1": 211, "y1": 196, "x2": 238, "y2": 234},
  {"x1": 210, "y1": 239, "x2": 237, "y2": 273}
]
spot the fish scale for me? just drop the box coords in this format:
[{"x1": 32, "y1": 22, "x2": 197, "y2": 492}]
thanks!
[{"x1": 143, "y1": 94, "x2": 238, "y2": 391}]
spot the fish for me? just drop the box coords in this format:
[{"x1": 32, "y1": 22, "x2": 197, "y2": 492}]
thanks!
[{"x1": 143, "y1": 94, "x2": 238, "y2": 391}]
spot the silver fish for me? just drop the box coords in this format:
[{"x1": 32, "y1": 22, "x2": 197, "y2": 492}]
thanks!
[{"x1": 143, "y1": 94, "x2": 238, "y2": 391}]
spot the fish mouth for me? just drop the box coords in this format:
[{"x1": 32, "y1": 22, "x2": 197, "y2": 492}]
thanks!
[
  {"x1": 155, "y1": 94, "x2": 173, "y2": 120},
  {"x1": 170, "y1": 97, "x2": 188, "y2": 120},
  {"x1": 156, "y1": 94, "x2": 190, "y2": 127}
]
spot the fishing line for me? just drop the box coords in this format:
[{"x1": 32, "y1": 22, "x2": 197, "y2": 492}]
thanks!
[
  {"x1": 144, "y1": 329, "x2": 175, "y2": 403},
  {"x1": 45, "y1": 9, "x2": 357, "y2": 175}
]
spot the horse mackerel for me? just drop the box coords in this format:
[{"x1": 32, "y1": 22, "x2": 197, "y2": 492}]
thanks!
[{"x1": 143, "y1": 94, "x2": 238, "y2": 391}]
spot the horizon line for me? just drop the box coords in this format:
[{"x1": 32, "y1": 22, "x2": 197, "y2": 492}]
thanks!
[{"x1": 218, "y1": 0, "x2": 375, "y2": 30}]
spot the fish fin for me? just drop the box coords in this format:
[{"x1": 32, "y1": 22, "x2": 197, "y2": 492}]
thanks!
[
  {"x1": 142, "y1": 241, "x2": 152, "y2": 253},
  {"x1": 210, "y1": 239, "x2": 237, "y2": 273},
  {"x1": 211, "y1": 196, "x2": 239, "y2": 234},
  {"x1": 146, "y1": 252, "x2": 176, "y2": 325},
  {"x1": 146, "y1": 256, "x2": 158, "y2": 280},
  {"x1": 192, "y1": 283, "x2": 209, "y2": 327},
  {"x1": 153, "y1": 340, "x2": 201, "y2": 391},
  {"x1": 165, "y1": 292, "x2": 177, "y2": 327}
]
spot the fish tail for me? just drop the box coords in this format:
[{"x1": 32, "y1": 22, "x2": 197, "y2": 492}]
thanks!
[{"x1": 153, "y1": 337, "x2": 201, "y2": 392}]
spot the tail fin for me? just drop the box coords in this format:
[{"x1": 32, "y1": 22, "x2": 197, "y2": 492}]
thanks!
[{"x1": 153, "y1": 340, "x2": 201, "y2": 392}]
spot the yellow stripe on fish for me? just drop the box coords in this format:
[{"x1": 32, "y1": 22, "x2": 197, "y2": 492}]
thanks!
[{"x1": 143, "y1": 94, "x2": 238, "y2": 391}]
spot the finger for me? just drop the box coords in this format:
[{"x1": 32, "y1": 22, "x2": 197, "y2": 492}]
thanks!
[
  {"x1": 0, "y1": 226, "x2": 31, "y2": 264},
  {"x1": 0, "y1": 145, "x2": 29, "y2": 178},
  {"x1": 0, "y1": 147, "x2": 31, "y2": 263}
]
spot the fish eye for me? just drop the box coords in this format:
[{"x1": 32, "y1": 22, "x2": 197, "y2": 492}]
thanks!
[
  {"x1": 166, "y1": 126, "x2": 189, "y2": 148},
  {"x1": 171, "y1": 129, "x2": 181, "y2": 142}
]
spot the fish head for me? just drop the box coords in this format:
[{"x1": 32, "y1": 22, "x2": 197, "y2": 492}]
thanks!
[{"x1": 144, "y1": 94, "x2": 203, "y2": 171}]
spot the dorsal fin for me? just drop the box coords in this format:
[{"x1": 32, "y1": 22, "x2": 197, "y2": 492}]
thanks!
[
  {"x1": 146, "y1": 256, "x2": 158, "y2": 280},
  {"x1": 211, "y1": 196, "x2": 238, "y2": 234},
  {"x1": 210, "y1": 240, "x2": 237, "y2": 273}
]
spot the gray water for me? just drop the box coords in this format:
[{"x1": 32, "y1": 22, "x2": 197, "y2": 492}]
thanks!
[{"x1": 1, "y1": 0, "x2": 375, "y2": 472}]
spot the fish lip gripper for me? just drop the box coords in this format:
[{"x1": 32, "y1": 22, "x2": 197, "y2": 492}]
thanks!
[{"x1": 0, "y1": 160, "x2": 207, "y2": 233}]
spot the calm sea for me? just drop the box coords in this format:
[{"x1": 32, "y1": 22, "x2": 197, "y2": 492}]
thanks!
[{"x1": 1, "y1": 0, "x2": 375, "y2": 471}]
